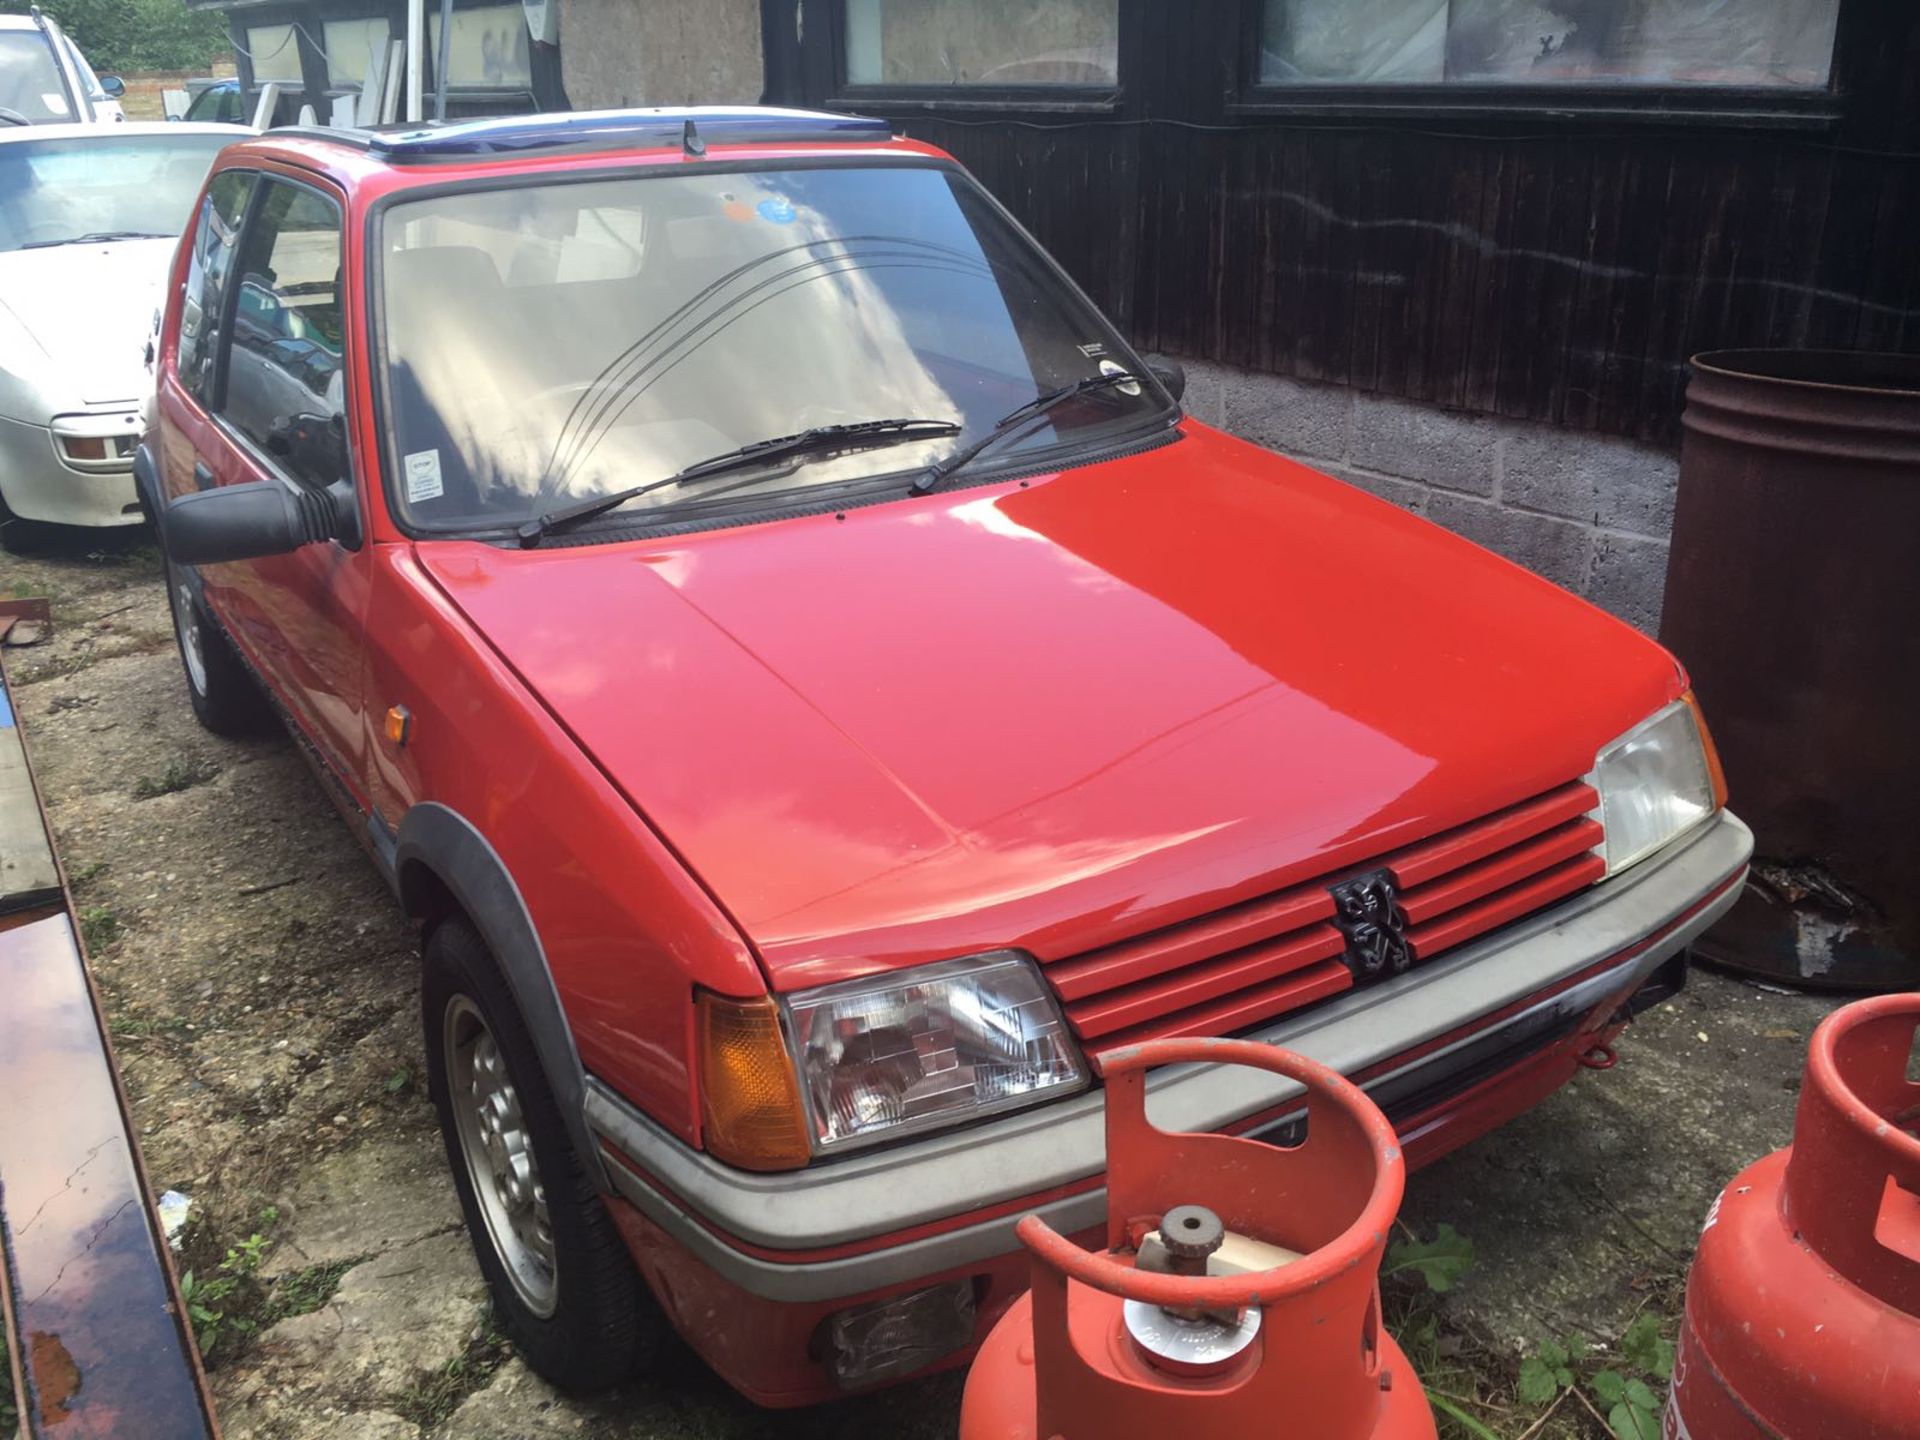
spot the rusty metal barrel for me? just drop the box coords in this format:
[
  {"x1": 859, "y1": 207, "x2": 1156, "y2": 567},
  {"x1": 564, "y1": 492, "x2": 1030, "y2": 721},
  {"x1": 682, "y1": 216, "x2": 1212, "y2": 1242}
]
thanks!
[{"x1": 1661, "y1": 350, "x2": 1920, "y2": 990}]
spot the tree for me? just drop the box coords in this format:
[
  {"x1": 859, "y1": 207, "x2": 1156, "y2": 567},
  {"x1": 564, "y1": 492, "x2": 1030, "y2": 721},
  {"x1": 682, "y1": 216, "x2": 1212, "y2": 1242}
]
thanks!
[{"x1": 0, "y1": 0, "x2": 232, "y2": 73}]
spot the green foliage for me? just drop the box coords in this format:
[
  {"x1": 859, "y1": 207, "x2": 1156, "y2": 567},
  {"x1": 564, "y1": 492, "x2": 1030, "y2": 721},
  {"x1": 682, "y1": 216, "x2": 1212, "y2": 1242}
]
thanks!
[
  {"x1": 1384, "y1": 1222, "x2": 1474, "y2": 1293},
  {"x1": 1518, "y1": 1312, "x2": 1677, "y2": 1437},
  {"x1": 265, "y1": 1259, "x2": 352, "y2": 1322},
  {"x1": 1620, "y1": 1311, "x2": 1676, "y2": 1380},
  {"x1": 132, "y1": 756, "x2": 219, "y2": 799},
  {"x1": 1594, "y1": 1370, "x2": 1663, "y2": 1439},
  {"x1": 1517, "y1": 1334, "x2": 1579, "y2": 1404},
  {"x1": 396, "y1": 1329, "x2": 511, "y2": 1428},
  {"x1": 1423, "y1": 1391, "x2": 1503, "y2": 1440},
  {"x1": 1, "y1": 1360, "x2": 17, "y2": 1434},
  {"x1": 0, "y1": 0, "x2": 231, "y2": 75},
  {"x1": 78, "y1": 903, "x2": 121, "y2": 951},
  {"x1": 179, "y1": 1229, "x2": 271, "y2": 1358}
]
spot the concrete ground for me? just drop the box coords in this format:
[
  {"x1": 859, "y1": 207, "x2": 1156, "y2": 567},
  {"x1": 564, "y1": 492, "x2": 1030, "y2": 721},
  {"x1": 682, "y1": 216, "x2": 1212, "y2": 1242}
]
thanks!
[{"x1": 2, "y1": 535, "x2": 1844, "y2": 1439}]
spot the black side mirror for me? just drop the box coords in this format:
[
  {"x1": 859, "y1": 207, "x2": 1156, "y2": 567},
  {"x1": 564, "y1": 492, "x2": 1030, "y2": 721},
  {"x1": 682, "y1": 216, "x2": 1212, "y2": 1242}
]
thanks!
[
  {"x1": 161, "y1": 480, "x2": 335, "y2": 565},
  {"x1": 1144, "y1": 354, "x2": 1187, "y2": 403},
  {"x1": 99, "y1": 75, "x2": 125, "y2": 98}
]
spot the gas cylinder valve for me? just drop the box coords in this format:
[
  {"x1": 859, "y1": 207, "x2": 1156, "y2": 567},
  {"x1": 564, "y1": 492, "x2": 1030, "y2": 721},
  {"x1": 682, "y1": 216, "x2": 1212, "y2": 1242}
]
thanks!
[{"x1": 959, "y1": 1037, "x2": 1438, "y2": 1440}]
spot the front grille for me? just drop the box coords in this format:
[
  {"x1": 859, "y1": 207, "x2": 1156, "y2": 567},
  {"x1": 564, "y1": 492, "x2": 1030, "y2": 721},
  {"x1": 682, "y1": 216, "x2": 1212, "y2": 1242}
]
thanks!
[{"x1": 1043, "y1": 780, "x2": 1605, "y2": 1057}]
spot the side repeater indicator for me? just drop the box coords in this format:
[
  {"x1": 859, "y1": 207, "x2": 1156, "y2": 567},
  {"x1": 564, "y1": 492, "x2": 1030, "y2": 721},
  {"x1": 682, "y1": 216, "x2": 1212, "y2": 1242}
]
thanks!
[{"x1": 384, "y1": 705, "x2": 411, "y2": 746}]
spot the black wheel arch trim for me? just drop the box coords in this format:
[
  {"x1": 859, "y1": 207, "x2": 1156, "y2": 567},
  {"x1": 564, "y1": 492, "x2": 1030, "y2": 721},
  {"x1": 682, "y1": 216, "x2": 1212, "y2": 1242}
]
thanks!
[
  {"x1": 394, "y1": 801, "x2": 609, "y2": 1192},
  {"x1": 132, "y1": 441, "x2": 162, "y2": 531}
]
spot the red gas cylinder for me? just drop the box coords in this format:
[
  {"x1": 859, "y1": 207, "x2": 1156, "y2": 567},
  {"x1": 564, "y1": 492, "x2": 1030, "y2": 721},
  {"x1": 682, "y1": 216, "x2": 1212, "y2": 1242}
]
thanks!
[
  {"x1": 960, "y1": 1037, "x2": 1436, "y2": 1440},
  {"x1": 1668, "y1": 992, "x2": 1920, "y2": 1439}
]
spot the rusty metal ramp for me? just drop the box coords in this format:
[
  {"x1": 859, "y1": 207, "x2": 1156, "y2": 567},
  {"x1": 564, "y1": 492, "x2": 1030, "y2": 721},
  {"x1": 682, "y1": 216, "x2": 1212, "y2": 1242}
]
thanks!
[{"x1": 1, "y1": 604, "x2": 219, "y2": 1439}]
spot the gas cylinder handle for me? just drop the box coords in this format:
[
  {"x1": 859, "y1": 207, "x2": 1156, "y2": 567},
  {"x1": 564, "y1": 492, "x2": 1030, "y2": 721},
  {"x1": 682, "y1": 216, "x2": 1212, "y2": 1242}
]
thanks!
[
  {"x1": 1017, "y1": 1036, "x2": 1405, "y2": 1308},
  {"x1": 1783, "y1": 996, "x2": 1920, "y2": 1306}
]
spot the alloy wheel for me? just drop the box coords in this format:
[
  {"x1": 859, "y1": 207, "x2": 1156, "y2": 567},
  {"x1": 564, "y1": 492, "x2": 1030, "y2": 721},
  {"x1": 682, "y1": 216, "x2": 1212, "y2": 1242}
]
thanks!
[
  {"x1": 169, "y1": 574, "x2": 208, "y2": 696},
  {"x1": 444, "y1": 994, "x2": 558, "y2": 1317}
]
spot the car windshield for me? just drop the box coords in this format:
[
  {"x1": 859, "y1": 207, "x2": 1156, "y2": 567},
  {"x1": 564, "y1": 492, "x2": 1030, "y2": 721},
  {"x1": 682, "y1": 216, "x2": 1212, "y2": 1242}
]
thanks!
[
  {"x1": 0, "y1": 133, "x2": 233, "y2": 251},
  {"x1": 378, "y1": 163, "x2": 1173, "y2": 534},
  {"x1": 0, "y1": 30, "x2": 71, "y2": 122}
]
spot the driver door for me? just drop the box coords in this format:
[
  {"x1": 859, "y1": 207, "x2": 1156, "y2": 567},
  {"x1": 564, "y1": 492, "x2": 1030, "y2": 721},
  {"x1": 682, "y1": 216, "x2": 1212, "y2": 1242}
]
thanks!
[{"x1": 178, "y1": 171, "x2": 372, "y2": 806}]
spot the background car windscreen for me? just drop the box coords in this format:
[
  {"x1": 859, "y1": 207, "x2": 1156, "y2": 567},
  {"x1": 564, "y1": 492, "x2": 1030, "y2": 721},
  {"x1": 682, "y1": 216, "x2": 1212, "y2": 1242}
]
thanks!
[
  {"x1": 379, "y1": 165, "x2": 1169, "y2": 532},
  {"x1": 0, "y1": 133, "x2": 235, "y2": 251},
  {"x1": 0, "y1": 30, "x2": 73, "y2": 122}
]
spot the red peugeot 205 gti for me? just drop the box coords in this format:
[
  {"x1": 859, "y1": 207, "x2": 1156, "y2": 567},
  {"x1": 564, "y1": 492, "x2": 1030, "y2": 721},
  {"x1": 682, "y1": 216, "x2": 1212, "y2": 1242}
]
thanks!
[{"x1": 142, "y1": 107, "x2": 1750, "y2": 1406}]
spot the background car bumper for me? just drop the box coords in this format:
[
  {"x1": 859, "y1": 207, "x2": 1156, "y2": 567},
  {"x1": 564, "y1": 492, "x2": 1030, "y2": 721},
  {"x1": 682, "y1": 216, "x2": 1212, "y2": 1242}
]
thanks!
[
  {"x1": 590, "y1": 809, "x2": 1752, "y2": 1402},
  {"x1": 0, "y1": 412, "x2": 144, "y2": 528}
]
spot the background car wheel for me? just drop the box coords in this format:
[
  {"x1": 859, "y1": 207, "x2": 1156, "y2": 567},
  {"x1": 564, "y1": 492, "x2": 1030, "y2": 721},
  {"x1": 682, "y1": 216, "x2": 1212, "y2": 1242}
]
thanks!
[
  {"x1": 423, "y1": 916, "x2": 656, "y2": 1391},
  {"x1": 0, "y1": 491, "x2": 43, "y2": 554},
  {"x1": 165, "y1": 560, "x2": 270, "y2": 737}
]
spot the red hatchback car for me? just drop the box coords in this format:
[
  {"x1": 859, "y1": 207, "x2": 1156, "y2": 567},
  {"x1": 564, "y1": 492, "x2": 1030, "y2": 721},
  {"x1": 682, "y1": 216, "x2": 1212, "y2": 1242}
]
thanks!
[{"x1": 142, "y1": 108, "x2": 1752, "y2": 1406}]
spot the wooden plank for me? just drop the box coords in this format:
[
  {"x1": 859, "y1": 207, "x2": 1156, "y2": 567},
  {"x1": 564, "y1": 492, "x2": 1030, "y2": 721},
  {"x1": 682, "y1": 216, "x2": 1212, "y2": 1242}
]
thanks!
[
  {"x1": 0, "y1": 678, "x2": 58, "y2": 910},
  {"x1": 1460, "y1": 140, "x2": 1514, "y2": 416},
  {"x1": 1490, "y1": 144, "x2": 1559, "y2": 418},
  {"x1": 1430, "y1": 135, "x2": 1490, "y2": 413}
]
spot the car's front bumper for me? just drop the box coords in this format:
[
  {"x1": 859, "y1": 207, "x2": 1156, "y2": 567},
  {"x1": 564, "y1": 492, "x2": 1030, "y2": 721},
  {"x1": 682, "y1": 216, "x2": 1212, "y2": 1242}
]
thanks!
[
  {"x1": 0, "y1": 410, "x2": 144, "y2": 528},
  {"x1": 588, "y1": 808, "x2": 1752, "y2": 1403}
]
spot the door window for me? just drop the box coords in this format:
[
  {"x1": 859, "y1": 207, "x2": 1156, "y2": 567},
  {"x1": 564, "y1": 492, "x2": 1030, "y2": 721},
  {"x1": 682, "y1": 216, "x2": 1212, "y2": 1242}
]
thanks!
[
  {"x1": 220, "y1": 179, "x2": 348, "y2": 490},
  {"x1": 177, "y1": 169, "x2": 255, "y2": 405}
]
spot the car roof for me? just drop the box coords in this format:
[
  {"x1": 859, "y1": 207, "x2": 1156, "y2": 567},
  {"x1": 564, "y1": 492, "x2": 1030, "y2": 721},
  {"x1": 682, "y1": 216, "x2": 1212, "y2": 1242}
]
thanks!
[
  {"x1": 0, "y1": 120, "x2": 253, "y2": 144},
  {"x1": 273, "y1": 105, "x2": 898, "y2": 165},
  {"x1": 0, "y1": 14, "x2": 47, "y2": 29}
]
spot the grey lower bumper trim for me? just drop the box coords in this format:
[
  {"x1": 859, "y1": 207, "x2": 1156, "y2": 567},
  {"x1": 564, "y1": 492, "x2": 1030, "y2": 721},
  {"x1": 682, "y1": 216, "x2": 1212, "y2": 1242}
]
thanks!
[{"x1": 589, "y1": 811, "x2": 1751, "y2": 1303}]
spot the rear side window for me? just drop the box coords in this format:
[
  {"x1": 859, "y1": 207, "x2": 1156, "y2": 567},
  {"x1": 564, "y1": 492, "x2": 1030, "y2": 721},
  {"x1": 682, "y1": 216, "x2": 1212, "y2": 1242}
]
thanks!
[
  {"x1": 178, "y1": 169, "x2": 255, "y2": 404},
  {"x1": 220, "y1": 179, "x2": 347, "y2": 489},
  {"x1": 0, "y1": 31, "x2": 71, "y2": 122}
]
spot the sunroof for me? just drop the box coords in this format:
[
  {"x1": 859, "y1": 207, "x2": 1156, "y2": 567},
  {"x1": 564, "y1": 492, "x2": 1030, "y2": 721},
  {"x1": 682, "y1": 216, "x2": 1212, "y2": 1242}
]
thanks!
[{"x1": 361, "y1": 106, "x2": 895, "y2": 162}]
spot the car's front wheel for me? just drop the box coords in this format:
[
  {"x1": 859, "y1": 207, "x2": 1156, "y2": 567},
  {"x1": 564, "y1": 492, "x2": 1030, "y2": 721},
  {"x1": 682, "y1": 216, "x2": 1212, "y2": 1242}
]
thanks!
[
  {"x1": 165, "y1": 560, "x2": 270, "y2": 737},
  {"x1": 423, "y1": 915, "x2": 654, "y2": 1391}
]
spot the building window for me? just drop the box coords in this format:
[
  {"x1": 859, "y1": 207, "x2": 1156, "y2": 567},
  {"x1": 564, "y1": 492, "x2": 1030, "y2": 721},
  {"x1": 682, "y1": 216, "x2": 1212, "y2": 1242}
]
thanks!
[
  {"x1": 843, "y1": 0, "x2": 1119, "y2": 88},
  {"x1": 324, "y1": 17, "x2": 392, "y2": 89},
  {"x1": 1258, "y1": 0, "x2": 1841, "y2": 89},
  {"x1": 426, "y1": 4, "x2": 532, "y2": 90},
  {"x1": 244, "y1": 24, "x2": 303, "y2": 86}
]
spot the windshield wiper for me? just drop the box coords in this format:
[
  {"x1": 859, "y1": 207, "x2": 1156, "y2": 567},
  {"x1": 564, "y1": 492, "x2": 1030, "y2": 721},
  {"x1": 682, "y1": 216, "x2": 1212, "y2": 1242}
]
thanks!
[
  {"x1": 515, "y1": 417, "x2": 960, "y2": 548},
  {"x1": 909, "y1": 371, "x2": 1152, "y2": 496},
  {"x1": 21, "y1": 230, "x2": 172, "y2": 249}
]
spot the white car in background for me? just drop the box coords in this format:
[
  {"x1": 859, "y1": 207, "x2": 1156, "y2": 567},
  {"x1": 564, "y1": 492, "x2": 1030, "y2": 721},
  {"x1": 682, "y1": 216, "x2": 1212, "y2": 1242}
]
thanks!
[
  {"x1": 0, "y1": 13, "x2": 125, "y2": 125},
  {"x1": 0, "y1": 122, "x2": 249, "y2": 549}
]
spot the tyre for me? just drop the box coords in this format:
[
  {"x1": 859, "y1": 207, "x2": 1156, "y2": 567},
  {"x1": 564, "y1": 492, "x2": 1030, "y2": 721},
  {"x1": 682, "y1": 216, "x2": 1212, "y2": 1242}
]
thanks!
[
  {"x1": 165, "y1": 560, "x2": 271, "y2": 737},
  {"x1": 423, "y1": 915, "x2": 653, "y2": 1391},
  {"x1": 0, "y1": 490, "x2": 42, "y2": 554}
]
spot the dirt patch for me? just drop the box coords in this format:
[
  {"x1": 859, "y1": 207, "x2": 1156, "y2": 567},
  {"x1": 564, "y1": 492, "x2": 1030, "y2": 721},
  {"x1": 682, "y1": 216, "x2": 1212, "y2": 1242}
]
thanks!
[{"x1": 2, "y1": 533, "x2": 1849, "y2": 1439}]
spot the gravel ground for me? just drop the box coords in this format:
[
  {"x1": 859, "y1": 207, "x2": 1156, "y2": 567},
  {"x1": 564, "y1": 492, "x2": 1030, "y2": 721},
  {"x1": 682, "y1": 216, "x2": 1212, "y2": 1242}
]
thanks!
[{"x1": 2, "y1": 533, "x2": 1846, "y2": 1439}]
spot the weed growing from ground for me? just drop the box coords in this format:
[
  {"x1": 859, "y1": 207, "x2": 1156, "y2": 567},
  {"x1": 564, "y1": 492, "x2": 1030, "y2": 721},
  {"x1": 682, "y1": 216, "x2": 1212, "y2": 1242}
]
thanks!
[
  {"x1": 396, "y1": 1326, "x2": 512, "y2": 1428},
  {"x1": 1383, "y1": 1221, "x2": 1682, "y2": 1439},
  {"x1": 264, "y1": 1259, "x2": 357, "y2": 1325},
  {"x1": 78, "y1": 905, "x2": 121, "y2": 951},
  {"x1": 132, "y1": 757, "x2": 220, "y2": 800}
]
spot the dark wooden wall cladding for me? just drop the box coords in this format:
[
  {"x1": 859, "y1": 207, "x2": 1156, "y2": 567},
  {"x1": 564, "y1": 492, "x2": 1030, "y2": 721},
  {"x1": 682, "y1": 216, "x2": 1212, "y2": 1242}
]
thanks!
[{"x1": 774, "y1": 0, "x2": 1920, "y2": 445}]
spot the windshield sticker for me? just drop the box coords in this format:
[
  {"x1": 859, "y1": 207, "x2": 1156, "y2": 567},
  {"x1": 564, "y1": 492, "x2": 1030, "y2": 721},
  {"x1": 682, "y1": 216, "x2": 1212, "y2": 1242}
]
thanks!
[
  {"x1": 403, "y1": 449, "x2": 445, "y2": 503},
  {"x1": 720, "y1": 192, "x2": 754, "y2": 223},
  {"x1": 755, "y1": 197, "x2": 797, "y2": 225},
  {"x1": 42, "y1": 94, "x2": 68, "y2": 114},
  {"x1": 1078, "y1": 342, "x2": 1107, "y2": 358}
]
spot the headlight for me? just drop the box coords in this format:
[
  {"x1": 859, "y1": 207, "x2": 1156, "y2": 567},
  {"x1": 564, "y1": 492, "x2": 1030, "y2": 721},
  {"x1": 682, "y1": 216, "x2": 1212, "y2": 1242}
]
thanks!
[
  {"x1": 1588, "y1": 696, "x2": 1722, "y2": 876},
  {"x1": 783, "y1": 951, "x2": 1089, "y2": 1155}
]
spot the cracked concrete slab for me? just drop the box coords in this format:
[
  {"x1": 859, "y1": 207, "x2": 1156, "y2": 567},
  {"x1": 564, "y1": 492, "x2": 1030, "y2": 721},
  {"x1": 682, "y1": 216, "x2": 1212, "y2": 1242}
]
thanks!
[
  {"x1": 435, "y1": 1360, "x2": 582, "y2": 1439},
  {"x1": 261, "y1": 1137, "x2": 464, "y2": 1278},
  {"x1": 256, "y1": 1231, "x2": 487, "y2": 1401}
]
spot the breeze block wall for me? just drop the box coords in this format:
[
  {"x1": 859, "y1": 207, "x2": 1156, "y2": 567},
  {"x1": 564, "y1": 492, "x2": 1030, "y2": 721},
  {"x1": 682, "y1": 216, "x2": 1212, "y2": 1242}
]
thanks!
[{"x1": 1181, "y1": 360, "x2": 1679, "y2": 635}]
